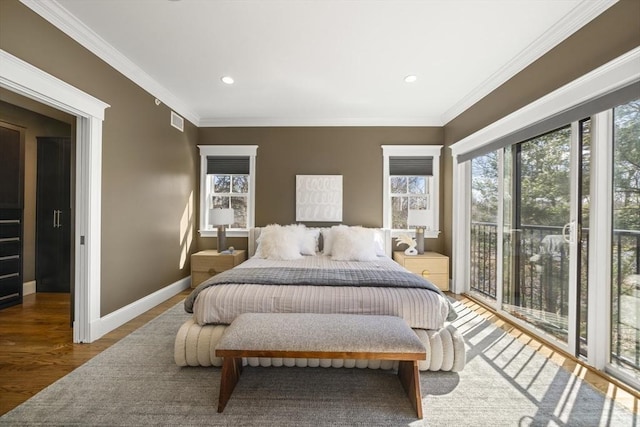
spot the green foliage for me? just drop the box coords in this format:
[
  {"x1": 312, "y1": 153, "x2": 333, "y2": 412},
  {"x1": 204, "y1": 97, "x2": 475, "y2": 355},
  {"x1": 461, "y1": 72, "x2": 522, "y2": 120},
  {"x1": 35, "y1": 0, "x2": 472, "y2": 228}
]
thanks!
[{"x1": 613, "y1": 100, "x2": 640, "y2": 232}]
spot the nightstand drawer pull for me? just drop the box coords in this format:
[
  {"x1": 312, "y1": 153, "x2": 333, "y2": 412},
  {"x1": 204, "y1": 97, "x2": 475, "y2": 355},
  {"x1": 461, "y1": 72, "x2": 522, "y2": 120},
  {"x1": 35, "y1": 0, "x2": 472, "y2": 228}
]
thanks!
[
  {"x1": 421, "y1": 270, "x2": 430, "y2": 277},
  {"x1": 208, "y1": 268, "x2": 218, "y2": 275}
]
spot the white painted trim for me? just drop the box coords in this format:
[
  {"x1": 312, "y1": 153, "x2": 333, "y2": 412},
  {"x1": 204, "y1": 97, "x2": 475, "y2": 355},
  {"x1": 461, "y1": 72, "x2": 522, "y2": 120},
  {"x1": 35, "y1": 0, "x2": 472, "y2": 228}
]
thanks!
[
  {"x1": 0, "y1": 49, "x2": 109, "y2": 344},
  {"x1": 566, "y1": 121, "x2": 581, "y2": 355},
  {"x1": 450, "y1": 46, "x2": 640, "y2": 158},
  {"x1": 589, "y1": 110, "x2": 612, "y2": 371},
  {"x1": 441, "y1": 0, "x2": 619, "y2": 124},
  {"x1": 199, "y1": 116, "x2": 442, "y2": 127},
  {"x1": 0, "y1": 50, "x2": 109, "y2": 118},
  {"x1": 19, "y1": 0, "x2": 200, "y2": 127},
  {"x1": 198, "y1": 229, "x2": 249, "y2": 238},
  {"x1": 381, "y1": 145, "x2": 442, "y2": 236},
  {"x1": 23, "y1": 281, "x2": 36, "y2": 296},
  {"x1": 92, "y1": 276, "x2": 190, "y2": 340},
  {"x1": 450, "y1": 158, "x2": 470, "y2": 294},
  {"x1": 197, "y1": 145, "x2": 258, "y2": 238},
  {"x1": 495, "y1": 150, "x2": 505, "y2": 310}
]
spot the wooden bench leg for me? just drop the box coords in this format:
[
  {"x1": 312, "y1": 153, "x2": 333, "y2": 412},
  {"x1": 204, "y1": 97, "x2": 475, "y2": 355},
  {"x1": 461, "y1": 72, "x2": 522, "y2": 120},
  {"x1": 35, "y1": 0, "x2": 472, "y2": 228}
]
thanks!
[
  {"x1": 218, "y1": 357, "x2": 243, "y2": 413},
  {"x1": 398, "y1": 360, "x2": 423, "y2": 419}
]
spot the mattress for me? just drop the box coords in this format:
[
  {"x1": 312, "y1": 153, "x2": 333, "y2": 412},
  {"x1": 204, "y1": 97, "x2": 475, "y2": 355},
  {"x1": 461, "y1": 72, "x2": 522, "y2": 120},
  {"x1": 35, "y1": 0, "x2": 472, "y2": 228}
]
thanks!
[{"x1": 190, "y1": 255, "x2": 453, "y2": 331}]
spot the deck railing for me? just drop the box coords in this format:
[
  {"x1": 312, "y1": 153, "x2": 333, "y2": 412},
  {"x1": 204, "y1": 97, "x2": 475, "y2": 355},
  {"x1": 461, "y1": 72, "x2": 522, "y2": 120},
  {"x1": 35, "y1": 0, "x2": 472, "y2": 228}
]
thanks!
[{"x1": 470, "y1": 222, "x2": 639, "y2": 372}]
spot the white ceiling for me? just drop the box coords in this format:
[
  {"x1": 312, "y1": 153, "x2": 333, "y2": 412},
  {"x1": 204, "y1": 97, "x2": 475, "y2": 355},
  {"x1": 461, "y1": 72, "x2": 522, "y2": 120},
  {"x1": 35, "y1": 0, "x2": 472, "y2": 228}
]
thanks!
[{"x1": 29, "y1": 0, "x2": 616, "y2": 127}]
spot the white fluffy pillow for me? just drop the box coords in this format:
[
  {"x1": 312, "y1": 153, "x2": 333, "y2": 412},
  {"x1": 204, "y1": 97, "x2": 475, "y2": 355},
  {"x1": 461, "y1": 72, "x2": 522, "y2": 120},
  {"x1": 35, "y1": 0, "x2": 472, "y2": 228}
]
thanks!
[
  {"x1": 254, "y1": 224, "x2": 303, "y2": 260},
  {"x1": 330, "y1": 226, "x2": 378, "y2": 261}
]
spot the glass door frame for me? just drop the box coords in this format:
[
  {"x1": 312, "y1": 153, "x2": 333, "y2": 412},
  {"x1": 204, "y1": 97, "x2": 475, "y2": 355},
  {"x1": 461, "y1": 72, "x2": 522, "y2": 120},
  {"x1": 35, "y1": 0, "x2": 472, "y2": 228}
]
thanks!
[
  {"x1": 496, "y1": 126, "x2": 582, "y2": 356},
  {"x1": 449, "y1": 47, "x2": 640, "y2": 388}
]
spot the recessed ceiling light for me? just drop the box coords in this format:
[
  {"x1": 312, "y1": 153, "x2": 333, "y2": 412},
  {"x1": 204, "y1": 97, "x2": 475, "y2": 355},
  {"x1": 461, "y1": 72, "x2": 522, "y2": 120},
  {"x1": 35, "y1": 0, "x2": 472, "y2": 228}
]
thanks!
[
  {"x1": 221, "y1": 76, "x2": 234, "y2": 85},
  {"x1": 404, "y1": 75, "x2": 417, "y2": 83}
]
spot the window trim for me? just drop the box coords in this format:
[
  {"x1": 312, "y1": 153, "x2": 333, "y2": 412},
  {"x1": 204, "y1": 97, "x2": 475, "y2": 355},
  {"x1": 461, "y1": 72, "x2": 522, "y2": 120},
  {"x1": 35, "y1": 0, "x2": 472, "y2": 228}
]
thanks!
[
  {"x1": 198, "y1": 145, "x2": 258, "y2": 237},
  {"x1": 382, "y1": 145, "x2": 442, "y2": 238}
]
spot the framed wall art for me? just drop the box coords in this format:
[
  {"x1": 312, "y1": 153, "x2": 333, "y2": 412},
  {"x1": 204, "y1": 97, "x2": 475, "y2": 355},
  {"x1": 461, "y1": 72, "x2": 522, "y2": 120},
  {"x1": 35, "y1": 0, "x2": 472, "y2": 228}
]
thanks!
[{"x1": 295, "y1": 175, "x2": 342, "y2": 222}]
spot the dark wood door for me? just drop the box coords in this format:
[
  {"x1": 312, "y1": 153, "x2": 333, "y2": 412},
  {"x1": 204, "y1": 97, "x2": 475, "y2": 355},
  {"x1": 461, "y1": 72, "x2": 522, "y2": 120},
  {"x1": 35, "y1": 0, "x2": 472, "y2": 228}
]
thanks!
[{"x1": 36, "y1": 137, "x2": 71, "y2": 293}]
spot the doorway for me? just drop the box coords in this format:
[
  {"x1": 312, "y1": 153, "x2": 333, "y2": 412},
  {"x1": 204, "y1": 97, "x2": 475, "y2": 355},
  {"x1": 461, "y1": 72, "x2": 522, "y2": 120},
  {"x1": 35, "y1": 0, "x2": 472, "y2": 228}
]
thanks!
[{"x1": 1, "y1": 50, "x2": 109, "y2": 343}]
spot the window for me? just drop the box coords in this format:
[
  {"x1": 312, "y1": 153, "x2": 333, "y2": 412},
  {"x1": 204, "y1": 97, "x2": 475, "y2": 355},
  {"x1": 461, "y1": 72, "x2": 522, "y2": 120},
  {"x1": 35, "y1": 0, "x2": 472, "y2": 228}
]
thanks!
[
  {"x1": 382, "y1": 145, "x2": 442, "y2": 237},
  {"x1": 198, "y1": 145, "x2": 258, "y2": 237}
]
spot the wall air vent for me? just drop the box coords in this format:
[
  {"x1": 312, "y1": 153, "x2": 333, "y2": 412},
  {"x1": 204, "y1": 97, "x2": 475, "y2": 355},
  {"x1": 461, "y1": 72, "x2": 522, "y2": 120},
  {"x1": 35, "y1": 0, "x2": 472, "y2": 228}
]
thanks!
[{"x1": 171, "y1": 111, "x2": 184, "y2": 132}]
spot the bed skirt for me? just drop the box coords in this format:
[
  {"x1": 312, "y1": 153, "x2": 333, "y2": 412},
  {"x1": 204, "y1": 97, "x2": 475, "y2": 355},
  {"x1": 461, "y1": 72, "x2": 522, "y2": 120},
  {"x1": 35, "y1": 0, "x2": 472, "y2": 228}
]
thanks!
[{"x1": 174, "y1": 317, "x2": 466, "y2": 372}]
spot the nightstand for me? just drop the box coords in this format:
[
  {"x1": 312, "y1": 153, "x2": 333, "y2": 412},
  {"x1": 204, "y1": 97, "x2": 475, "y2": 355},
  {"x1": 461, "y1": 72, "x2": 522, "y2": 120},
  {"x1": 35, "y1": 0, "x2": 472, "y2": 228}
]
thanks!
[
  {"x1": 393, "y1": 251, "x2": 449, "y2": 291},
  {"x1": 190, "y1": 250, "x2": 246, "y2": 288}
]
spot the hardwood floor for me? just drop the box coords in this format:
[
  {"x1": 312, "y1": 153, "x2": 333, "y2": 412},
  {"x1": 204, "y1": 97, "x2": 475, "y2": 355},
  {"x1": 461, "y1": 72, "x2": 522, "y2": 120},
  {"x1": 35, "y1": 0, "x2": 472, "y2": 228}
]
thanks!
[
  {"x1": 453, "y1": 293, "x2": 640, "y2": 415},
  {"x1": 0, "y1": 290, "x2": 637, "y2": 416},
  {"x1": 0, "y1": 290, "x2": 190, "y2": 415}
]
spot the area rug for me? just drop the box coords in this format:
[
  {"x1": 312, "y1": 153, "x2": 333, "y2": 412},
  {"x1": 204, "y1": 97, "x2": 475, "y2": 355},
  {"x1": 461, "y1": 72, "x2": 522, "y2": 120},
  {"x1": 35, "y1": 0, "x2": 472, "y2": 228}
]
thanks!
[{"x1": 0, "y1": 299, "x2": 636, "y2": 426}]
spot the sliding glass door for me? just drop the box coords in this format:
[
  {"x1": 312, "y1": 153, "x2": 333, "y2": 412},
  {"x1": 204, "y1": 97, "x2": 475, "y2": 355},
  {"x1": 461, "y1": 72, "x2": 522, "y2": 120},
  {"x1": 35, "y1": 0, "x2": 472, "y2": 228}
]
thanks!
[
  {"x1": 611, "y1": 100, "x2": 640, "y2": 382},
  {"x1": 465, "y1": 98, "x2": 639, "y2": 386},
  {"x1": 502, "y1": 126, "x2": 577, "y2": 346}
]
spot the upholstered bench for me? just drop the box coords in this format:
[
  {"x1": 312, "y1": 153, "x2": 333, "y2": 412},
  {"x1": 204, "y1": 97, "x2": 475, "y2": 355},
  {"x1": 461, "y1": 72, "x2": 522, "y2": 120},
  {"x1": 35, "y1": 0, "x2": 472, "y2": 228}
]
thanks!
[{"x1": 215, "y1": 313, "x2": 427, "y2": 418}]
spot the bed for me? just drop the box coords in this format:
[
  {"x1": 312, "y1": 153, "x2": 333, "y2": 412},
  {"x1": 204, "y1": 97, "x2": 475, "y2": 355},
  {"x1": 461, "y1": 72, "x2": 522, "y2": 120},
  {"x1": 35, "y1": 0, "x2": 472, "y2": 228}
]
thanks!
[{"x1": 175, "y1": 224, "x2": 466, "y2": 371}]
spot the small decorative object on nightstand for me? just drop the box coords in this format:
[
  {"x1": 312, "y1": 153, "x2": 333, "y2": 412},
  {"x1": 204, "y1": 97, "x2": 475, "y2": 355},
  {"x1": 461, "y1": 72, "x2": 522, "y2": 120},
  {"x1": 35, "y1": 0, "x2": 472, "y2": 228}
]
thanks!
[
  {"x1": 393, "y1": 251, "x2": 449, "y2": 291},
  {"x1": 396, "y1": 233, "x2": 418, "y2": 256},
  {"x1": 190, "y1": 249, "x2": 245, "y2": 288}
]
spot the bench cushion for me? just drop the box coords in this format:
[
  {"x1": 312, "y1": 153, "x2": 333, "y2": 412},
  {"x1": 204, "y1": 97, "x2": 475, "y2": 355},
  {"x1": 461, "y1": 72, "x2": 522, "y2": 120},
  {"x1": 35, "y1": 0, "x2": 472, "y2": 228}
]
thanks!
[{"x1": 216, "y1": 313, "x2": 426, "y2": 356}]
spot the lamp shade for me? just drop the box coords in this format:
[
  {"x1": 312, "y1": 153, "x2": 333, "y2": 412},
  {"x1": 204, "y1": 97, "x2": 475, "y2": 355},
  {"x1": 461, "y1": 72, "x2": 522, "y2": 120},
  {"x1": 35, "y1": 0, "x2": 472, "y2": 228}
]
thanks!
[
  {"x1": 209, "y1": 208, "x2": 234, "y2": 226},
  {"x1": 407, "y1": 209, "x2": 430, "y2": 228}
]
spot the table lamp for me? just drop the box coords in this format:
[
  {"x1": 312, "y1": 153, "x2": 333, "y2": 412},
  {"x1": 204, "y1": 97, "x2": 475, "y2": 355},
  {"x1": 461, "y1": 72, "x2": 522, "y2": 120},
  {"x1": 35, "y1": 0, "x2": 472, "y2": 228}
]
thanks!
[
  {"x1": 407, "y1": 209, "x2": 429, "y2": 254},
  {"x1": 210, "y1": 208, "x2": 234, "y2": 251}
]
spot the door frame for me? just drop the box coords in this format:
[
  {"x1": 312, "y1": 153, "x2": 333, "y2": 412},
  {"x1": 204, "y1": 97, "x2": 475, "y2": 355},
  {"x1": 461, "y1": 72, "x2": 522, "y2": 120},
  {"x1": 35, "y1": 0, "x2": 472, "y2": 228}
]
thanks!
[{"x1": 0, "y1": 49, "x2": 109, "y2": 343}]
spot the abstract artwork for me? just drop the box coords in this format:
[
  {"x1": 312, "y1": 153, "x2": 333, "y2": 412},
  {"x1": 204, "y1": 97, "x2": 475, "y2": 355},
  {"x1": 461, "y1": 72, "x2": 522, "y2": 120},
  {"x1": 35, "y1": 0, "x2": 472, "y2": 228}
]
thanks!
[{"x1": 296, "y1": 175, "x2": 342, "y2": 222}]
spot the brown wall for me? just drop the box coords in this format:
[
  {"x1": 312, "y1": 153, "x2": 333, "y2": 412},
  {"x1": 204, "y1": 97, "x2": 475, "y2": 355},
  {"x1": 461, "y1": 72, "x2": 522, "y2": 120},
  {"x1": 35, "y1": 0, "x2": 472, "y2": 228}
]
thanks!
[
  {"x1": 1, "y1": 0, "x2": 638, "y2": 317},
  {"x1": 197, "y1": 127, "x2": 446, "y2": 253},
  {"x1": 0, "y1": 0, "x2": 199, "y2": 316},
  {"x1": 0, "y1": 98, "x2": 73, "y2": 284},
  {"x1": 441, "y1": 0, "x2": 640, "y2": 260}
]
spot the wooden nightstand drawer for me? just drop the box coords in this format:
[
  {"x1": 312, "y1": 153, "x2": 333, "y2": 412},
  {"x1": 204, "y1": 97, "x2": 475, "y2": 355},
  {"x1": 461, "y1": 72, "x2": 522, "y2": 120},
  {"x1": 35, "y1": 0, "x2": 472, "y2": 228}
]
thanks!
[
  {"x1": 190, "y1": 250, "x2": 245, "y2": 288},
  {"x1": 403, "y1": 257, "x2": 448, "y2": 276},
  {"x1": 393, "y1": 251, "x2": 450, "y2": 292}
]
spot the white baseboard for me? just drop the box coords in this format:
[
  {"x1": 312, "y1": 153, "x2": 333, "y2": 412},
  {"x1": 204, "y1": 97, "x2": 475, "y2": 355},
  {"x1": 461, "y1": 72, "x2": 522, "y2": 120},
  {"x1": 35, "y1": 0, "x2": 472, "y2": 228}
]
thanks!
[
  {"x1": 23, "y1": 281, "x2": 36, "y2": 295},
  {"x1": 92, "y1": 276, "x2": 190, "y2": 341}
]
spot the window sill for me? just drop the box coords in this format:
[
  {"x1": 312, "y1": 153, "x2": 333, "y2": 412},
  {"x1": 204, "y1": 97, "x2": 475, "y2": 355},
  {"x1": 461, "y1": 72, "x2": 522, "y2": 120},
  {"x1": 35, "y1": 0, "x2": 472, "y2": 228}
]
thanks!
[
  {"x1": 198, "y1": 229, "x2": 249, "y2": 238},
  {"x1": 391, "y1": 229, "x2": 441, "y2": 239}
]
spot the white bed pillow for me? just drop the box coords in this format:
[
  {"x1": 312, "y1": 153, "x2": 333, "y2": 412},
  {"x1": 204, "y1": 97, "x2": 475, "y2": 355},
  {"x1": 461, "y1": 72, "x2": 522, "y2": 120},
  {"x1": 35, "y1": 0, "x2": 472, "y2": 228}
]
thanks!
[
  {"x1": 373, "y1": 229, "x2": 386, "y2": 256},
  {"x1": 322, "y1": 225, "x2": 347, "y2": 256},
  {"x1": 330, "y1": 226, "x2": 378, "y2": 261},
  {"x1": 284, "y1": 224, "x2": 319, "y2": 255},
  {"x1": 254, "y1": 224, "x2": 303, "y2": 260},
  {"x1": 300, "y1": 228, "x2": 320, "y2": 255}
]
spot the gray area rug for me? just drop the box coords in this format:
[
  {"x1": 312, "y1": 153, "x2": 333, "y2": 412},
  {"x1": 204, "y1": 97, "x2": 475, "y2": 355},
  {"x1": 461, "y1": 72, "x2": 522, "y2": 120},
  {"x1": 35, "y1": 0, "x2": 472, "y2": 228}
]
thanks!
[{"x1": 1, "y1": 299, "x2": 636, "y2": 426}]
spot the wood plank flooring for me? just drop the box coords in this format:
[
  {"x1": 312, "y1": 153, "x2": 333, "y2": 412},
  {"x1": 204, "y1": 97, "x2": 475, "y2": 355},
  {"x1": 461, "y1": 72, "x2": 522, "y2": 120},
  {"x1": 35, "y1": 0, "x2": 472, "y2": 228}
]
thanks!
[
  {"x1": 453, "y1": 293, "x2": 639, "y2": 415},
  {"x1": 0, "y1": 291, "x2": 637, "y2": 416},
  {"x1": 0, "y1": 290, "x2": 190, "y2": 415}
]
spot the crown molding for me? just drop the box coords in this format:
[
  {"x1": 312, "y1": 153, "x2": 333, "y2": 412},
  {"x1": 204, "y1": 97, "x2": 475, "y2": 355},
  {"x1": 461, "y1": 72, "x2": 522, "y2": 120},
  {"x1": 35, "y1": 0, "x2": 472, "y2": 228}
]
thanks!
[
  {"x1": 198, "y1": 116, "x2": 443, "y2": 127},
  {"x1": 441, "y1": 0, "x2": 619, "y2": 125},
  {"x1": 449, "y1": 46, "x2": 640, "y2": 158},
  {"x1": 19, "y1": 0, "x2": 201, "y2": 126}
]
